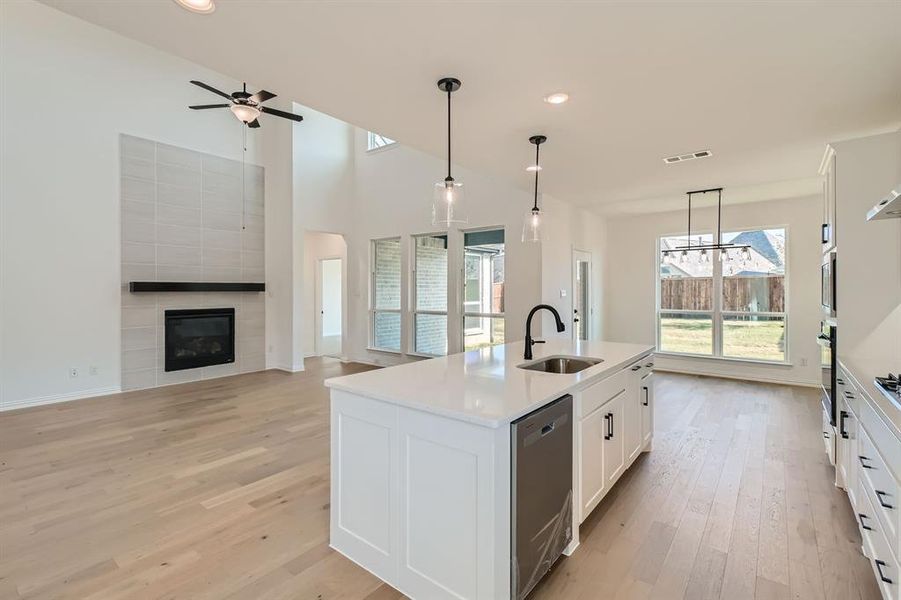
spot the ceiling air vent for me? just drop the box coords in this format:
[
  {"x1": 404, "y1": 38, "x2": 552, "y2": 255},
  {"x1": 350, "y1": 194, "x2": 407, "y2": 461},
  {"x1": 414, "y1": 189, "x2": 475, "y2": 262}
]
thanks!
[{"x1": 663, "y1": 149, "x2": 713, "y2": 164}]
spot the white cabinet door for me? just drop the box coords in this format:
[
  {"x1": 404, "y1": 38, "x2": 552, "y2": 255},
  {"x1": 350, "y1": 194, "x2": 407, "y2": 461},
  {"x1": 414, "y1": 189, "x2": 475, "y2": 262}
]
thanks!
[
  {"x1": 603, "y1": 391, "x2": 626, "y2": 487},
  {"x1": 579, "y1": 406, "x2": 607, "y2": 522},
  {"x1": 330, "y1": 391, "x2": 399, "y2": 581},
  {"x1": 396, "y1": 406, "x2": 498, "y2": 600},
  {"x1": 640, "y1": 372, "x2": 654, "y2": 446},
  {"x1": 624, "y1": 363, "x2": 643, "y2": 463}
]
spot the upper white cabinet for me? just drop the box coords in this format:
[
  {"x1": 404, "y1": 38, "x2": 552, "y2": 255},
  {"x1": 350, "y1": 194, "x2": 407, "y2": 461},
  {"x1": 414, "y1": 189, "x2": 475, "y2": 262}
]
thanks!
[{"x1": 820, "y1": 147, "x2": 837, "y2": 253}]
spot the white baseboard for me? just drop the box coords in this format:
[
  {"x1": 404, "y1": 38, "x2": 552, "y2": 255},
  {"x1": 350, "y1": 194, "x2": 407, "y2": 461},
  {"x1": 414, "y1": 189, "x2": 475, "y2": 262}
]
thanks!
[
  {"x1": 654, "y1": 366, "x2": 820, "y2": 388},
  {"x1": 271, "y1": 363, "x2": 304, "y2": 373},
  {"x1": 0, "y1": 386, "x2": 121, "y2": 413}
]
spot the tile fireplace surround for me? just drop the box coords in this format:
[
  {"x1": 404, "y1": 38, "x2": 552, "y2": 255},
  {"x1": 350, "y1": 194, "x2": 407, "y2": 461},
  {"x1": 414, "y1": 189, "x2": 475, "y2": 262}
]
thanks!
[{"x1": 120, "y1": 134, "x2": 265, "y2": 391}]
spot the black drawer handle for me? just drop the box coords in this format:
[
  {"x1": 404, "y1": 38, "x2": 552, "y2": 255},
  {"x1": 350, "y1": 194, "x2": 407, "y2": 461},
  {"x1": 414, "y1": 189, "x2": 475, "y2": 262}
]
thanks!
[
  {"x1": 604, "y1": 413, "x2": 611, "y2": 440},
  {"x1": 823, "y1": 431, "x2": 829, "y2": 439},
  {"x1": 631, "y1": 365, "x2": 641, "y2": 371},
  {"x1": 875, "y1": 490, "x2": 894, "y2": 510},
  {"x1": 875, "y1": 560, "x2": 893, "y2": 584},
  {"x1": 836, "y1": 377, "x2": 845, "y2": 385},
  {"x1": 843, "y1": 391, "x2": 855, "y2": 399},
  {"x1": 859, "y1": 455, "x2": 873, "y2": 469},
  {"x1": 645, "y1": 362, "x2": 654, "y2": 368},
  {"x1": 858, "y1": 513, "x2": 874, "y2": 531},
  {"x1": 839, "y1": 411, "x2": 849, "y2": 439},
  {"x1": 642, "y1": 386, "x2": 649, "y2": 407}
]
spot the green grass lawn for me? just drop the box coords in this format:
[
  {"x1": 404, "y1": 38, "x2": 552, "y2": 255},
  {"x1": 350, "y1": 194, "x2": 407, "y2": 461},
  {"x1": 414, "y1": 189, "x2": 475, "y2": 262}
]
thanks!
[{"x1": 661, "y1": 317, "x2": 785, "y2": 361}]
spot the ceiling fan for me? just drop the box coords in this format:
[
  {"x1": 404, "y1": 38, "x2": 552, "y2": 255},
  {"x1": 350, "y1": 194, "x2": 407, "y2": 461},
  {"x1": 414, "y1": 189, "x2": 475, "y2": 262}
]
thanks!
[{"x1": 188, "y1": 80, "x2": 304, "y2": 128}]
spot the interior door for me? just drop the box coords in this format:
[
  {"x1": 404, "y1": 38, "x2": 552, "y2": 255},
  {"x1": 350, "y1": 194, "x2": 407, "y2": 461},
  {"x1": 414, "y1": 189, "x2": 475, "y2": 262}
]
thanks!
[
  {"x1": 317, "y1": 257, "x2": 343, "y2": 356},
  {"x1": 572, "y1": 250, "x2": 592, "y2": 341}
]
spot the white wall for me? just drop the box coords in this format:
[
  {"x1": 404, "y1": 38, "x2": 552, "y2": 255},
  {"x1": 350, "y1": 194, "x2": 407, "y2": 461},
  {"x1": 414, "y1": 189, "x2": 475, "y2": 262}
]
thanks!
[
  {"x1": 302, "y1": 231, "x2": 347, "y2": 357},
  {"x1": 0, "y1": 0, "x2": 292, "y2": 408},
  {"x1": 604, "y1": 195, "x2": 823, "y2": 386}
]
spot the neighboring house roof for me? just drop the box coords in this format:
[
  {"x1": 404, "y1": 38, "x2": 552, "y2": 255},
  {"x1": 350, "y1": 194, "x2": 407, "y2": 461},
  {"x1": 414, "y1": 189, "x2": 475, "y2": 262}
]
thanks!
[
  {"x1": 661, "y1": 230, "x2": 786, "y2": 277},
  {"x1": 728, "y1": 230, "x2": 785, "y2": 268}
]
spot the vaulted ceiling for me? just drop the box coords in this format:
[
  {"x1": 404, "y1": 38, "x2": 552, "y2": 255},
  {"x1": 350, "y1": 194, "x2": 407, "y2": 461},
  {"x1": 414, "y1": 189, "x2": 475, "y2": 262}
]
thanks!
[{"x1": 43, "y1": 0, "x2": 901, "y2": 213}]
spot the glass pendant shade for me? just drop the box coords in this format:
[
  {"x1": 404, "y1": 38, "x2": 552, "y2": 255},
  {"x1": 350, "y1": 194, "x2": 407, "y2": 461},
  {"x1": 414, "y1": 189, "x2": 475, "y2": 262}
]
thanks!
[
  {"x1": 432, "y1": 180, "x2": 467, "y2": 227},
  {"x1": 230, "y1": 104, "x2": 261, "y2": 123},
  {"x1": 522, "y1": 209, "x2": 544, "y2": 243}
]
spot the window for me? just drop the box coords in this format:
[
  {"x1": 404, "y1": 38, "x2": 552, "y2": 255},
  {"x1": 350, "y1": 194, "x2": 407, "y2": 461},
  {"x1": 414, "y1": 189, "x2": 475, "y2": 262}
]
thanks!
[
  {"x1": 657, "y1": 228, "x2": 787, "y2": 362},
  {"x1": 367, "y1": 131, "x2": 396, "y2": 151},
  {"x1": 371, "y1": 238, "x2": 401, "y2": 351},
  {"x1": 463, "y1": 229, "x2": 505, "y2": 351},
  {"x1": 412, "y1": 234, "x2": 448, "y2": 355}
]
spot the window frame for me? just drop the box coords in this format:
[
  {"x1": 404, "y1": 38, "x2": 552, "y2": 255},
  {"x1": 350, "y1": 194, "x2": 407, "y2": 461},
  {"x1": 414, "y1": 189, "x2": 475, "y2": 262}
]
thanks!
[
  {"x1": 655, "y1": 226, "x2": 790, "y2": 365},
  {"x1": 410, "y1": 232, "x2": 450, "y2": 357},
  {"x1": 369, "y1": 237, "x2": 403, "y2": 354},
  {"x1": 461, "y1": 226, "x2": 506, "y2": 352}
]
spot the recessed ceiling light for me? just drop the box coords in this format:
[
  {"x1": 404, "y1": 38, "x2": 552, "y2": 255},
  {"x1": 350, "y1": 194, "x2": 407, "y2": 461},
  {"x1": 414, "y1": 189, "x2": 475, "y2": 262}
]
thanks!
[
  {"x1": 173, "y1": 0, "x2": 215, "y2": 14},
  {"x1": 525, "y1": 165, "x2": 542, "y2": 172},
  {"x1": 544, "y1": 92, "x2": 569, "y2": 105}
]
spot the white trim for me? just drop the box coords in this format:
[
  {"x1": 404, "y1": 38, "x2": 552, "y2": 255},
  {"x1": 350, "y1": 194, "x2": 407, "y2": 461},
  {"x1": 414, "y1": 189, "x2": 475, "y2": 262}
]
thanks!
[
  {"x1": 654, "y1": 366, "x2": 818, "y2": 388},
  {"x1": 272, "y1": 363, "x2": 305, "y2": 373},
  {"x1": 365, "y1": 346, "x2": 403, "y2": 356},
  {"x1": 0, "y1": 386, "x2": 120, "y2": 412},
  {"x1": 654, "y1": 351, "x2": 792, "y2": 367}
]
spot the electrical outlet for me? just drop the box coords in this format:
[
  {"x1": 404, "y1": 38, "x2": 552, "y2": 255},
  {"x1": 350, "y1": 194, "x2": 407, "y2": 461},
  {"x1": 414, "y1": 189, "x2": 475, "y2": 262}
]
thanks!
[
  {"x1": 69, "y1": 368, "x2": 79, "y2": 378},
  {"x1": 560, "y1": 289, "x2": 567, "y2": 298},
  {"x1": 89, "y1": 366, "x2": 99, "y2": 376}
]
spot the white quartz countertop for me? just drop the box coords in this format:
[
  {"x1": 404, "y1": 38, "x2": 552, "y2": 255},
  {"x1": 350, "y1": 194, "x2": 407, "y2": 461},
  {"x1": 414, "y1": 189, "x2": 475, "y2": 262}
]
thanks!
[
  {"x1": 839, "y1": 354, "x2": 901, "y2": 439},
  {"x1": 325, "y1": 340, "x2": 654, "y2": 428}
]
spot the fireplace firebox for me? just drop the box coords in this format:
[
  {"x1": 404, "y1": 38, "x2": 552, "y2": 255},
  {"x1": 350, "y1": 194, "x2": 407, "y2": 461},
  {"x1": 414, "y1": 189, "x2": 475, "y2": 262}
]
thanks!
[{"x1": 164, "y1": 308, "x2": 235, "y2": 372}]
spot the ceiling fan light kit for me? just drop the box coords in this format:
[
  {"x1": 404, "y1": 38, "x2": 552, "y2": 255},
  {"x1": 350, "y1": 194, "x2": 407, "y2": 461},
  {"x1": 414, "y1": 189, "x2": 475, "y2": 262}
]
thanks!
[{"x1": 432, "y1": 77, "x2": 467, "y2": 227}]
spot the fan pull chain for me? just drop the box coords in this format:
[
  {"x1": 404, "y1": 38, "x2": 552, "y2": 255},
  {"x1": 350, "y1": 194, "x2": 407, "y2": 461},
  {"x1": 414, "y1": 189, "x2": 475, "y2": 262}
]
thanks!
[{"x1": 242, "y1": 123, "x2": 247, "y2": 231}]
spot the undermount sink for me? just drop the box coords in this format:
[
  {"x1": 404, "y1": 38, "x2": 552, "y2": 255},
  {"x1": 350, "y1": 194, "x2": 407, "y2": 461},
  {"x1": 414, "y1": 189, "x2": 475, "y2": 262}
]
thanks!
[{"x1": 518, "y1": 355, "x2": 603, "y2": 374}]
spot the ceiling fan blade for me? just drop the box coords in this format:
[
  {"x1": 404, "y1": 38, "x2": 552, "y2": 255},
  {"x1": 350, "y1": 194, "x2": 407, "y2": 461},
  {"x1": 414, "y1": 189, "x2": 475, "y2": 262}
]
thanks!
[
  {"x1": 189, "y1": 104, "x2": 230, "y2": 110},
  {"x1": 249, "y1": 90, "x2": 276, "y2": 104},
  {"x1": 190, "y1": 80, "x2": 233, "y2": 100},
  {"x1": 247, "y1": 119, "x2": 261, "y2": 128},
  {"x1": 261, "y1": 106, "x2": 304, "y2": 122}
]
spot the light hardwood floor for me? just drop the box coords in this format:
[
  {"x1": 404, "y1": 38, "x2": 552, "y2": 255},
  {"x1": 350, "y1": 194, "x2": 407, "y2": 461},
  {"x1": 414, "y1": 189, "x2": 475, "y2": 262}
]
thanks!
[{"x1": 0, "y1": 359, "x2": 882, "y2": 600}]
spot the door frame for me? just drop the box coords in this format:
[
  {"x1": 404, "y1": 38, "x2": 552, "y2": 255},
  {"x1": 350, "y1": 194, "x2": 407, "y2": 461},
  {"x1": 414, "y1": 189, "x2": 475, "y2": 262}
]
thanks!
[
  {"x1": 315, "y1": 256, "x2": 344, "y2": 358},
  {"x1": 572, "y1": 249, "x2": 592, "y2": 341}
]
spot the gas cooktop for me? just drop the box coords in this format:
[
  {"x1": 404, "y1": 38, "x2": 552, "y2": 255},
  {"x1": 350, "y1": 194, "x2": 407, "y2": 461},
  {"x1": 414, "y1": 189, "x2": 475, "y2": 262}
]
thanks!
[{"x1": 874, "y1": 373, "x2": 900, "y2": 407}]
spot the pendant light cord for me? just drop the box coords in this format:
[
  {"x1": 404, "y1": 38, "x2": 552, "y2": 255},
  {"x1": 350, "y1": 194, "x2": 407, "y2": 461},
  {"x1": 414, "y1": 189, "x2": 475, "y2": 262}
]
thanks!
[
  {"x1": 242, "y1": 123, "x2": 247, "y2": 230},
  {"x1": 533, "y1": 143, "x2": 540, "y2": 211},
  {"x1": 717, "y1": 188, "x2": 722, "y2": 244},
  {"x1": 446, "y1": 88, "x2": 452, "y2": 182}
]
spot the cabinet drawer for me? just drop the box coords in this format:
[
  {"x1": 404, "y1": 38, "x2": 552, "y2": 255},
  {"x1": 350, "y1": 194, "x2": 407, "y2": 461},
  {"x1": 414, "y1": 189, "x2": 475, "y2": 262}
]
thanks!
[
  {"x1": 836, "y1": 368, "x2": 859, "y2": 417},
  {"x1": 859, "y1": 478, "x2": 900, "y2": 600},
  {"x1": 579, "y1": 369, "x2": 628, "y2": 418},
  {"x1": 859, "y1": 425, "x2": 899, "y2": 561},
  {"x1": 861, "y1": 397, "x2": 901, "y2": 481}
]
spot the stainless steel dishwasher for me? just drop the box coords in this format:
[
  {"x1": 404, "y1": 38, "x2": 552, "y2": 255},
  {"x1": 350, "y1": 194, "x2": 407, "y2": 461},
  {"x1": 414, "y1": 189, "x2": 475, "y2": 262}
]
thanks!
[{"x1": 511, "y1": 394, "x2": 573, "y2": 600}]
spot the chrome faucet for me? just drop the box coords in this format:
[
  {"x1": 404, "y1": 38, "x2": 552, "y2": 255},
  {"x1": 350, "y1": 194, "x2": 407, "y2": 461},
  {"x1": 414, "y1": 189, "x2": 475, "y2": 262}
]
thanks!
[{"x1": 524, "y1": 304, "x2": 566, "y2": 360}]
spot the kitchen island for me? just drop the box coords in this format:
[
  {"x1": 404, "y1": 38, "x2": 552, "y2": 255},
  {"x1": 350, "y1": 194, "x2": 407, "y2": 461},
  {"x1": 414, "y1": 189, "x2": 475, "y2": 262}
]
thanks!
[{"x1": 325, "y1": 339, "x2": 654, "y2": 600}]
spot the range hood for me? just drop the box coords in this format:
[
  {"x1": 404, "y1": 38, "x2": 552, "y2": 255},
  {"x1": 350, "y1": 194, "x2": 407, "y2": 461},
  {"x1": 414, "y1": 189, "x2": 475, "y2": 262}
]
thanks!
[{"x1": 867, "y1": 185, "x2": 901, "y2": 221}]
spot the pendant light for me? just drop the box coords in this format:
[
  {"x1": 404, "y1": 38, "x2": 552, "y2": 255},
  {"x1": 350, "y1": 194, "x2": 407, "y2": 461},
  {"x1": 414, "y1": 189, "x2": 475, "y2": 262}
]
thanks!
[
  {"x1": 432, "y1": 77, "x2": 467, "y2": 227},
  {"x1": 672, "y1": 187, "x2": 750, "y2": 260},
  {"x1": 522, "y1": 135, "x2": 547, "y2": 243}
]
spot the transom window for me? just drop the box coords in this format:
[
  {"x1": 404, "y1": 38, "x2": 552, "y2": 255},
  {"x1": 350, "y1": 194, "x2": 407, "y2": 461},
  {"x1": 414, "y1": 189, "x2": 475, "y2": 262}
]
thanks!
[
  {"x1": 657, "y1": 228, "x2": 787, "y2": 362},
  {"x1": 366, "y1": 131, "x2": 396, "y2": 151}
]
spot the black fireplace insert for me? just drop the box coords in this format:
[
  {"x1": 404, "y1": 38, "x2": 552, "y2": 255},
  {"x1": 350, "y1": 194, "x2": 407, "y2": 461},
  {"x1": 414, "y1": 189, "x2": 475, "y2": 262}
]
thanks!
[{"x1": 164, "y1": 308, "x2": 235, "y2": 372}]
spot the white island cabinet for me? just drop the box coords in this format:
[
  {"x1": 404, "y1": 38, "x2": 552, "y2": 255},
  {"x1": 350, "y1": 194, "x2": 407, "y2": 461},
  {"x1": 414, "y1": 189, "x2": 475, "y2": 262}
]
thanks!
[{"x1": 325, "y1": 340, "x2": 654, "y2": 600}]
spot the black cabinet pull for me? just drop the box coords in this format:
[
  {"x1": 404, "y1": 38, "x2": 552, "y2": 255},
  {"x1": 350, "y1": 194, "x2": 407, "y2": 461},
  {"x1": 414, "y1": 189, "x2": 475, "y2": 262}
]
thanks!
[
  {"x1": 823, "y1": 431, "x2": 829, "y2": 439},
  {"x1": 839, "y1": 411, "x2": 849, "y2": 439},
  {"x1": 875, "y1": 490, "x2": 894, "y2": 510},
  {"x1": 604, "y1": 414, "x2": 611, "y2": 440},
  {"x1": 645, "y1": 362, "x2": 654, "y2": 368},
  {"x1": 642, "y1": 386, "x2": 649, "y2": 407},
  {"x1": 836, "y1": 377, "x2": 845, "y2": 385},
  {"x1": 875, "y1": 560, "x2": 893, "y2": 584},
  {"x1": 859, "y1": 455, "x2": 873, "y2": 469},
  {"x1": 822, "y1": 223, "x2": 829, "y2": 244},
  {"x1": 631, "y1": 365, "x2": 641, "y2": 371},
  {"x1": 858, "y1": 513, "x2": 874, "y2": 531}
]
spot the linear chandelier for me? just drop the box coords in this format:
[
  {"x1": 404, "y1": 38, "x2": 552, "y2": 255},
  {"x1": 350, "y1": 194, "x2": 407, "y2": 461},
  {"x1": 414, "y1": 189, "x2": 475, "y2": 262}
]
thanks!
[{"x1": 663, "y1": 187, "x2": 750, "y2": 263}]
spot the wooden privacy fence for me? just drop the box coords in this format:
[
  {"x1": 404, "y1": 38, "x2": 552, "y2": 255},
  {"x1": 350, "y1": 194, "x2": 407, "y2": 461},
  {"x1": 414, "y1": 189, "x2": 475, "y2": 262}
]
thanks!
[{"x1": 661, "y1": 276, "x2": 784, "y2": 312}]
